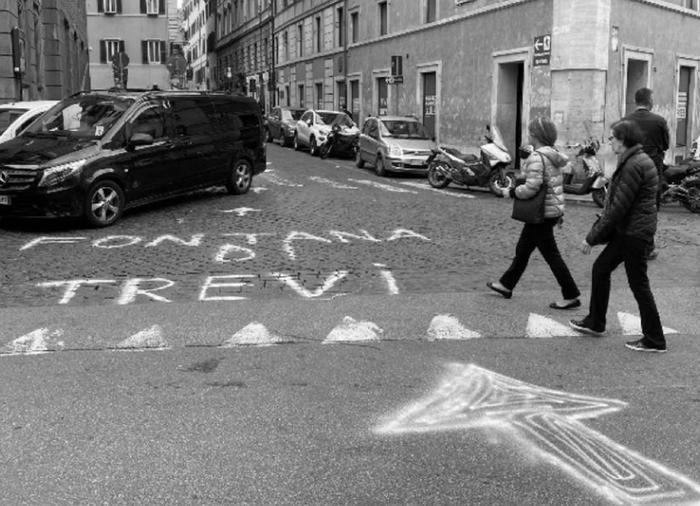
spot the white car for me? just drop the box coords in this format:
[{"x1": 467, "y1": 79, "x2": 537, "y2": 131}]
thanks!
[
  {"x1": 294, "y1": 109, "x2": 358, "y2": 156},
  {"x1": 0, "y1": 100, "x2": 58, "y2": 144}
]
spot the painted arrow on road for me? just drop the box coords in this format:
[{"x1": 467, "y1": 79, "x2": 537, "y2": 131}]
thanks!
[{"x1": 375, "y1": 363, "x2": 700, "y2": 505}]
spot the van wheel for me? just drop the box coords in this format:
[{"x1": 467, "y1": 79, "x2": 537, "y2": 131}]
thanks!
[
  {"x1": 375, "y1": 153, "x2": 387, "y2": 177},
  {"x1": 84, "y1": 180, "x2": 124, "y2": 227},
  {"x1": 227, "y1": 158, "x2": 253, "y2": 195}
]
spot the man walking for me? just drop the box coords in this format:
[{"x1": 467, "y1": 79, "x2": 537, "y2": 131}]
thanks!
[{"x1": 624, "y1": 88, "x2": 669, "y2": 259}]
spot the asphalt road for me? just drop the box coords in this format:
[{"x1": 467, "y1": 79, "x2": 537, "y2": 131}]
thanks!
[{"x1": 0, "y1": 142, "x2": 699, "y2": 505}]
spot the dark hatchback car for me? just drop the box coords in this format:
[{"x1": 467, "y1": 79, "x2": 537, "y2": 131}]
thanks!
[
  {"x1": 0, "y1": 90, "x2": 266, "y2": 227},
  {"x1": 265, "y1": 106, "x2": 305, "y2": 147}
]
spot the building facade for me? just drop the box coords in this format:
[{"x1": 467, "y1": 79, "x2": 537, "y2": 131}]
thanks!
[
  {"x1": 0, "y1": 0, "x2": 88, "y2": 103},
  {"x1": 86, "y1": 0, "x2": 180, "y2": 90},
  {"x1": 182, "y1": 0, "x2": 214, "y2": 89},
  {"x1": 271, "y1": 0, "x2": 700, "y2": 164}
]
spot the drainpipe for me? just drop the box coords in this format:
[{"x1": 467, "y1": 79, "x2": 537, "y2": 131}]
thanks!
[
  {"x1": 343, "y1": 0, "x2": 348, "y2": 112},
  {"x1": 270, "y1": 0, "x2": 275, "y2": 107}
]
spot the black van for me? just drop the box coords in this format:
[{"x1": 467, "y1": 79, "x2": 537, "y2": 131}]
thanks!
[{"x1": 0, "y1": 90, "x2": 266, "y2": 226}]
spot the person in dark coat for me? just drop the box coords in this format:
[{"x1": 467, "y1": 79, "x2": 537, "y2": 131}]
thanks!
[
  {"x1": 624, "y1": 87, "x2": 669, "y2": 259},
  {"x1": 487, "y1": 117, "x2": 581, "y2": 309},
  {"x1": 570, "y1": 119, "x2": 666, "y2": 352}
]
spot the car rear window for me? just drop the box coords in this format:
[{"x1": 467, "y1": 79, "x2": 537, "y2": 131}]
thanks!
[
  {"x1": 318, "y1": 112, "x2": 341, "y2": 125},
  {"x1": 381, "y1": 120, "x2": 430, "y2": 139},
  {"x1": 0, "y1": 108, "x2": 29, "y2": 135}
]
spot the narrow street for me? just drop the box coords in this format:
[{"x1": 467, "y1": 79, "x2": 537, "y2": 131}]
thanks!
[{"x1": 1, "y1": 143, "x2": 699, "y2": 505}]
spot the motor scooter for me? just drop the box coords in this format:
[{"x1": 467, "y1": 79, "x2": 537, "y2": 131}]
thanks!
[
  {"x1": 659, "y1": 134, "x2": 700, "y2": 213},
  {"x1": 561, "y1": 139, "x2": 608, "y2": 208},
  {"x1": 426, "y1": 125, "x2": 515, "y2": 196},
  {"x1": 320, "y1": 123, "x2": 359, "y2": 159}
]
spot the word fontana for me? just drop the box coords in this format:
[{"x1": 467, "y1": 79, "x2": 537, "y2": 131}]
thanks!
[{"x1": 20, "y1": 228, "x2": 431, "y2": 262}]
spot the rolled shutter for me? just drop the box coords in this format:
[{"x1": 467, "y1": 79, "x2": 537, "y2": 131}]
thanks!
[
  {"x1": 142, "y1": 41, "x2": 149, "y2": 64},
  {"x1": 159, "y1": 0, "x2": 165, "y2": 15},
  {"x1": 117, "y1": 0, "x2": 122, "y2": 13},
  {"x1": 100, "y1": 40, "x2": 106, "y2": 63},
  {"x1": 140, "y1": 0, "x2": 147, "y2": 14},
  {"x1": 160, "y1": 41, "x2": 166, "y2": 64},
  {"x1": 97, "y1": 0, "x2": 104, "y2": 12}
]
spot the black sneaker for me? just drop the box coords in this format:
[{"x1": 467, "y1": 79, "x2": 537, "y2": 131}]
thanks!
[
  {"x1": 625, "y1": 338, "x2": 667, "y2": 353},
  {"x1": 569, "y1": 319, "x2": 605, "y2": 337}
]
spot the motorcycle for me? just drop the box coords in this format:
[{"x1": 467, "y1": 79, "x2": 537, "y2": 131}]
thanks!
[
  {"x1": 426, "y1": 125, "x2": 515, "y2": 196},
  {"x1": 320, "y1": 122, "x2": 360, "y2": 159},
  {"x1": 659, "y1": 135, "x2": 700, "y2": 213},
  {"x1": 561, "y1": 139, "x2": 608, "y2": 208}
]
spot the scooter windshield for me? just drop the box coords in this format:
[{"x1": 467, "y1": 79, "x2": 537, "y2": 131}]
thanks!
[{"x1": 489, "y1": 126, "x2": 508, "y2": 152}]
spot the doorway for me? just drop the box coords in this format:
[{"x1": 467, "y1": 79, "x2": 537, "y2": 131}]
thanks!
[
  {"x1": 625, "y1": 59, "x2": 649, "y2": 115},
  {"x1": 422, "y1": 72, "x2": 436, "y2": 138},
  {"x1": 495, "y1": 60, "x2": 524, "y2": 167}
]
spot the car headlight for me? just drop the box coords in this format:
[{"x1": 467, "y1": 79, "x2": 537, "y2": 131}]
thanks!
[
  {"x1": 388, "y1": 145, "x2": 403, "y2": 157},
  {"x1": 38, "y1": 159, "x2": 86, "y2": 187}
]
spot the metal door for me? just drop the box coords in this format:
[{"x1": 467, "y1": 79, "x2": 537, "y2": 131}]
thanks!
[{"x1": 422, "y1": 72, "x2": 436, "y2": 138}]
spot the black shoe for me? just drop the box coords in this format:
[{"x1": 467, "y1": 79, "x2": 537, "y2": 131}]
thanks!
[
  {"x1": 487, "y1": 282, "x2": 512, "y2": 299},
  {"x1": 569, "y1": 319, "x2": 605, "y2": 337},
  {"x1": 549, "y1": 299, "x2": 581, "y2": 310},
  {"x1": 625, "y1": 338, "x2": 666, "y2": 353},
  {"x1": 646, "y1": 250, "x2": 658, "y2": 261}
]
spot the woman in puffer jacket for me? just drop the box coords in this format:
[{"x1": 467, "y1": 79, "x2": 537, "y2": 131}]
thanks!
[{"x1": 487, "y1": 116, "x2": 581, "y2": 309}]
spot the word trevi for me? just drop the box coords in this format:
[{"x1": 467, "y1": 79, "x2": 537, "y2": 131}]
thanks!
[{"x1": 21, "y1": 228, "x2": 430, "y2": 305}]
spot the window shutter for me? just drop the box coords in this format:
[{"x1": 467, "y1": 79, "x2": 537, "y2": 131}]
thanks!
[
  {"x1": 117, "y1": 0, "x2": 122, "y2": 13},
  {"x1": 142, "y1": 41, "x2": 149, "y2": 64},
  {"x1": 159, "y1": 0, "x2": 166, "y2": 15},
  {"x1": 97, "y1": 0, "x2": 104, "y2": 12},
  {"x1": 160, "y1": 41, "x2": 166, "y2": 64},
  {"x1": 100, "y1": 40, "x2": 106, "y2": 63},
  {"x1": 140, "y1": 0, "x2": 147, "y2": 14},
  {"x1": 119, "y1": 40, "x2": 125, "y2": 53}
]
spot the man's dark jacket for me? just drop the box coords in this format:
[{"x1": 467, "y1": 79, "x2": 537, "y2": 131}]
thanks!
[
  {"x1": 624, "y1": 108, "x2": 669, "y2": 170},
  {"x1": 586, "y1": 145, "x2": 658, "y2": 245}
]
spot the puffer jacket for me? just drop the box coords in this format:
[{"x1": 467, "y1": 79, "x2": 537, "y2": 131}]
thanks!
[
  {"x1": 586, "y1": 144, "x2": 658, "y2": 245},
  {"x1": 512, "y1": 146, "x2": 567, "y2": 219}
]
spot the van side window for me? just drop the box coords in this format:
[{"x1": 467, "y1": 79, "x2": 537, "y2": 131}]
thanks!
[
  {"x1": 170, "y1": 99, "x2": 216, "y2": 137},
  {"x1": 131, "y1": 105, "x2": 167, "y2": 140}
]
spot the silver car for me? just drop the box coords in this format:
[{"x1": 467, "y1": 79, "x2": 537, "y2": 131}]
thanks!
[{"x1": 355, "y1": 115, "x2": 436, "y2": 176}]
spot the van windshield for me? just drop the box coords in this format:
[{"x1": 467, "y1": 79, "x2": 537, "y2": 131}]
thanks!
[{"x1": 24, "y1": 95, "x2": 134, "y2": 139}]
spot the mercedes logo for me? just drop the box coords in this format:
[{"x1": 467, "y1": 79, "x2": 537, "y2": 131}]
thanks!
[{"x1": 0, "y1": 170, "x2": 8, "y2": 187}]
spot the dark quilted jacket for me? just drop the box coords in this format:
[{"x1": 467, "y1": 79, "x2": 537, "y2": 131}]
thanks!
[{"x1": 586, "y1": 144, "x2": 658, "y2": 245}]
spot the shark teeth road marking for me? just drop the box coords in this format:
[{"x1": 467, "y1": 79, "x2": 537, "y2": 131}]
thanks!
[
  {"x1": 115, "y1": 324, "x2": 169, "y2": 350},
  {"x1": 221, "y1": 322, "x2": 290, "y2": 347},
  {"x1": 220, "y1": 207, "x2": 261, "y2": 216},
  {"x1": 526, "y1": 313, "x2": 580, "y2": 338},
  {"x1": 346, "y1": 178, "x2": 418, "y2": 193},
  {"x1": 617, "y1": 311, "x2": 678, "y2": 335},
  {"x1": 2, "y1": 328, "x2": 65, "y2": 355},
  {"x1": 399, "y1": 181, "x2": 476, "y2": 198},
  {"x1": 251, "y1": 187, "x2": 268, "y2": 193},
  {"x1": 259, "y1": 170, "x2": 304, "y2": 187},
  {"x1": 323, "y1": 316, "x2": 383, "y2": 343},
  {"x1": 308, "y1": 176, "x2": 358, "y2": 189},
  {"x1": 427, "y1": 314, "x2": 482, "y2": 340}
]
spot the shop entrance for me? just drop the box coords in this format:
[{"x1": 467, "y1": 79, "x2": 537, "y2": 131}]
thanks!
[{"x1": 495, "y1": 60, "x2": 524, "y2": 168}]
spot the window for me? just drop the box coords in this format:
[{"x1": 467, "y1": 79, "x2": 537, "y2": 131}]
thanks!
[
  {"x1": 337, "y1": 7, "x2": 344, "y2": 47},
  {"x1": 683, "y1": 0, "x2": 698, "y2": 9},
  {"x1": 146, "y1": 0, "x2": 159, "y2": 14},
  {"x1": 283, "y1": 31, "x2": 288, "y2": 61},
  {"x1": 298, "y1": 84, "x2": 305, "y2": 108},
  {"x1": 140, "y1": 0, "x2": 164, "y2": 15},
  {"x1": 142, "y1": 40, "x2": 165, "y2": 64},
  {"x1": 104, "y1": 0, "x2": 118, "y2": 13},
  {"x1": 285, "y1": 85, "x2": 290, "y2": 106},
  {"x1": 425, "y1": 0, "x2": 436, "y2": 23},
  {"x1": 100, "y1": 39, "x2": 124, "y2": 63},
  {"x1": 297, "y1": 24, "x2": 304, "y2": 57},
  {"x1": 315, "y1": 82, "x2": 323, "y2": 109},
  {"x1": 130, "y1": 104, "x2": 167, "y2": 140},
  {"x1": 379, "y1": 1, "x2": 388, "y2": 36},
  {"x1": 315, "y1": 16, "x2": 322, "y2": 53},
  {"x1": 350, "y1": 11, "x2": 359, "y2": 43}
]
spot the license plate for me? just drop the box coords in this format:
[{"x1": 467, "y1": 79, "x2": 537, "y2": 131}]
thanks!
[
  {"x1": 0, "y1": 195, "x2": 10, "y2": 205},
  {"x1": 409, "y1": 158, "x2": 425, "y2": 166}
]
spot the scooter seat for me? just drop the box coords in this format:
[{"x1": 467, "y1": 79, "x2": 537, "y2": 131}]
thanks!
[
  {"x1": 443, "y1": 146, "x2": 479, "y2": 163},
  {"x1": 664, "y1": 164, "x2": 692, "y2": 180}
]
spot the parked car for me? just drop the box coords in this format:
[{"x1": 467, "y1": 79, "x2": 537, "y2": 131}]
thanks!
[
  {"x1": 266, "y1": 106, "x2": 305, "y2": 147},
  {"x1": 0, "y1": 100, "x2": 58, "y2": 144},
  {"x1": 0, "y1": 90, "x2": 266, "y2": 227},
  {"x1": 294, "y1": 109, "x2": 355, "y2": 156},
  {"x1": 356, "y1": 115, "x2": 437, "y2": 176}
]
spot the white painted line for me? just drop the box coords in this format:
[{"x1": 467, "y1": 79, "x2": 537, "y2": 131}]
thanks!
[
  {"x1": 308, "y1": 176, "x2": 358, "y2": 189},
  {"x1": 251, "y1": 187, "x2": 268, "y2": 193},
  {"x1": 399, "y1": 181, "x2": 476, "y2": 198},
  {"x1": 323, "y1": 316, "x2": 383, "y2": 343},
  {"x1": 116, "y1": 325, "x2": 169, "y2": 350},
  {"x1": 526, "y1": 313, "x2": 579, "y2": 338},
  {"x1": 220, "y1": 207, "x2": 261, "y2": 216},
  {"x1": 3, "y1": 328, "x2": 64, "y2": 355},
  {"x1": 617, "y1": 312, "x2": 678, "y2": 336},
  {"x1": 259, "y1": 171, "x2": 303, "y2": 187},
  {"x1": 221, "y1": 322, "x2": 289, "y2": 347},
  {"x1": 426, "y1": 314, "x2": 481, "y2": 340},
  {"x1": 347, "y1": 178, "x2": 418, "y2": 193}
]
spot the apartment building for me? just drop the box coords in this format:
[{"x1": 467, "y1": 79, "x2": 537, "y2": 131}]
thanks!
[
  {"x1": 0, "y1": 0, "x2": 88, "y2": 103},
  {"x1": 272, "y1": 0, "x2": 700, "y2": 164},
  {"x1": 182, "y1": 0, "x2": 214, "y2": 90},
  {"x1": 86, "y1": 0, "x2": 180, "y2": 90}
]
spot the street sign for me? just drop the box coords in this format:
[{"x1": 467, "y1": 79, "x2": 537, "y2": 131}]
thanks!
[
  {"x1": 386, "y1": 75, "x2": 403, "y2": 85},
  {"x1": 533, "y1": 34, "x2": 551, "y2": 66}
]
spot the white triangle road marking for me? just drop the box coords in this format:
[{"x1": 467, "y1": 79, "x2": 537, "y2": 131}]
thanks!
[
  {"x1": 220, "y1": 322, "x2": 290, "y2": 347},
  {"x1": 115, "y1": 324, "x2": 169, "y2": 350},
  {"x1": 426, "y1": 314, "x2": 481, "y2": 340},
  {"x1": 526, "y1": 313, "x2": 580, "y2": 338},
  {"x1": 323, "y1": 316, "x2": 383, "y2": 343},
  {"x1": 2, "y1": 328, "x2": 65, "y2": 355},
  {"x1": 617, "y1": 312, "x2": 678, "y2": 336}
]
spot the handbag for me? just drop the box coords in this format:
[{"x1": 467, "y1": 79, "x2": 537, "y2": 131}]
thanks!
[{"x1": 511, "y1": 154, "x2": 548, "y2": 224}]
